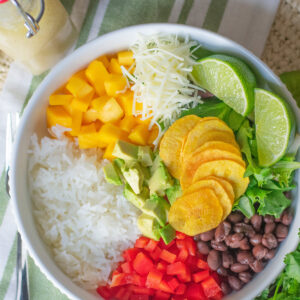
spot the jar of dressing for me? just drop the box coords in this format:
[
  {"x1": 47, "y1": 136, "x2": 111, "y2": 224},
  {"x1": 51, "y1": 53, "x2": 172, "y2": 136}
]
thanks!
[{"x1": 0, "y1": 0, "x2": 78, "y2": 75}]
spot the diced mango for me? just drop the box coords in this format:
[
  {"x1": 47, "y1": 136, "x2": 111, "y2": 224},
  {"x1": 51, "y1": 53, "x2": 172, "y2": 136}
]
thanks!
[
  {"x1": 66, "y1": 76, "x2": 94, "y2": 100},
  {"x1": 47, "y1": 106, "x2": 72, "y2": 128},
  {"x1": 104, "y1": 74, "x2": 127, "y2": 97},
  {"x1": 108, "y1": 58, "x2": 123, "y2": 74},
  {"x1": 73, "y1": 69, "x2": 88, "y2": 81},
  {"x1": 70, "y1": 109, "x2": 82, "y2": 135},
  {"x1": 98, "y1": 55, "x2": 110, "y2": 68},
  {"x1": 103, "y1": 142, "x2": 116, "y2": 160},
  {"x1": 98, "y1": 98, "x2": 124, "y2": 123},
  {"x1": 118, "y1": 51, "x2": 134, "y2": 66},
  {"x1": 70, "y1": 97, "x2": 91, "y2": 112},
  {"x1": 80, "y1": 123, "x2": 97, "y2": 134},
  {"x1": 117, "y1": 91, "x2": 134, "y2": 116},
  {"x1": 78, "y1": 133, "x2": 100, "y2": 149},
  {"x1": 94, "y1": 119, "x2": 103, "y2": 131},
  {"x1": 85, "y1": 60, "x2": 110, "y2": 96},
  {"x1": 148, "y1": 124, "x2": 159, "y2": 145},
  {"x1": 49, "y1": 94, "x2": 73, "y2": 106},
  {"x1": 98, "y1": 123, "x2": 128, "y2": 146},
  {"x1": 91, "y1": 96, "x2": 111, "y2": 112},
  {"x1": 54, "y1": 84, "x2": 70, "y2": 95},
  {"x1": 128, "y1": 124, "x2": 150, "y2": 146},
  {"x1": 82, "y1": 108, "x2": 99, "y2": 124},
  {"x1": 119, "y1": 116, "x2": 137, "y2": 132}
]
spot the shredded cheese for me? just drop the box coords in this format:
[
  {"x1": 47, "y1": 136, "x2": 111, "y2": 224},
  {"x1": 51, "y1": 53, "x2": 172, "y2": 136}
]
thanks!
[{"x1": 122, "y1": 34, "x2": 203, "y2": 145}]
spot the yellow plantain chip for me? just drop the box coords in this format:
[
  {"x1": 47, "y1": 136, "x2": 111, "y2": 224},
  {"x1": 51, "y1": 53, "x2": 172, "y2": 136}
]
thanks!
[
  {"x1": 180, "y1": 148, "x2": 246, "y2": 189},
  {"x1": 193, "y1": 160, "x2": 249, "y2": 199},
  {"x1": 159, "y1": 115, "x2": 200, "y2": 178},
  {"x1": 169, "y1": 188, "x2": 223, "y2": 236},
  {"x1": 197, "y1": 140, "x2": 242, "y2": 157},
  {"x1": 183, "y1": 178, "x2": 233, "y2": 220}
]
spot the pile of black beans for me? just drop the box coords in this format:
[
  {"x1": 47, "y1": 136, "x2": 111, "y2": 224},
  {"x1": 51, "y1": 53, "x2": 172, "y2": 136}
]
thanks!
[{"x1": 194, "y1": 209, "x2": 293, "y2": 295}]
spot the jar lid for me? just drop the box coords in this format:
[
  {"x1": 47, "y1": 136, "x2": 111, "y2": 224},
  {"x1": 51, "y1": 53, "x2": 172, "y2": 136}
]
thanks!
[{"x1": 0, "y1": 0, "x2": 9, "y2": 3}]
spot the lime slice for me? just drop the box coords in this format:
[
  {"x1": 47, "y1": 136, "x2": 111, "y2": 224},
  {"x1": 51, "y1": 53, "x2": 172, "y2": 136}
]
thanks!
[
  {"x1": 255, "y1": 88, "x2": 295, "y2": 167},
  {"x1": 192, "y1": 54, "x2": 256, "y2": 116}
]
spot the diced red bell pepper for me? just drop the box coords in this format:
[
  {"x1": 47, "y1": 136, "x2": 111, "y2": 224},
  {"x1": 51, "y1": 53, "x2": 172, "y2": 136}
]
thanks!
[
  {"x1": 185, "y1": 237, "x2": 196, "y2": 256},
  {"x1": 177, "y1": 248, "x2": 189, "y2": 262},
  {"x1": 123, "y1": 248, "x2": 140, "y2": 262},
  {"x1": 146, "y1": 269, "x2": 164, "y2": 289},
  {"x1": 114, "y1": 287, "x2": 131, "y2": 300},
  {"x1": 186, "y1": 256, "x2": 199, "y2": 273},
  {"x1": 132, "y1": 286, "x2": 154, "y2": 295},
  {"x1": 96, "y1": 286, "x2": 111, "y2": 299},
  {"x1": 135, "y1": 236, "x2": 150, "y2": 248},
  {"x1": 159, "y1": 280, "x2": 174, "y2": 293},
  {"x1": 174, "y1": 283, "x2": 186, "y2": 295},
  {"x1": 160, "y1": 249, "x2": 177, "y2": 264},
  {"x1": 176, "y1": 239, "x2": 186, "y2": 250},
  {"x1": 165, "y1": 240, "x2": 176, "y2": 249},
  {"x1": 211, "y1": 271, "x2": 221, "y2": 285},
  {"x1": 201, "y1": 276, "x2": 222, "y2": 298},
  {"x1": 121, "y1": 262, "x2": 133, "y2": 274},
  {"x1": 130, "y1": 294, "x2": 149, "y2": 300},
  {"x1": 111, "y1": 273, "x2": 127, "y2": 287},
  {"x1": 145, "y1": 239, "x2": 159, "y2": 252},
  {"x1": 211, "y1": 291, "x2": 224, "y2": 300},
  {"x1": 133, "y1": 252, "x2": 154, "y2": 275},
  {"x1": 197, "y1": 258, "x2": 209, "y2": 270},
  {"x1": 150, "y1": 246, "x2": 162, "y2": 261},
  {"x1": 175, "y1": 231, "x2": 187, "y2": 240},
  {"x1": 192, "y1": 269, "x2": 210, "y2": 283},
  {"x1": 125, "y1": 273, "x2": 146, "y2": 286},
  {"x1": 177, "y1": 269, "x2": 191, "y2": 283},
  {"x1": 185, "y1": 283, "x2": 207, "y2": 300},
  {"x1": 157, "y1": 261, "x2": 168, "y2": 273},
  {"x1": 154, "y1": 290, "x2": 171, "y2": 299},
  {"x1": 167, "y1": 277, "x2": 179, "y2": 291},
  {"x1": 166, "y1": 262, "x2": 188, "y2": 276}
]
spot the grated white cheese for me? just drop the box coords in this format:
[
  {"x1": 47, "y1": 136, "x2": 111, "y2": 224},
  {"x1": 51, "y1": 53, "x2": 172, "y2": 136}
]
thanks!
[{"x1": 122, "y1": 34, "x2": 203, "y2": 145}]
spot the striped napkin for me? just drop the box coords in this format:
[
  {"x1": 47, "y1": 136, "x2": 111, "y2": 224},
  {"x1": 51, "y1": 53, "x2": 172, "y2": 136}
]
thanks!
[{"x1": 0, "y1": 0, "x2": 280, "y2": 299}]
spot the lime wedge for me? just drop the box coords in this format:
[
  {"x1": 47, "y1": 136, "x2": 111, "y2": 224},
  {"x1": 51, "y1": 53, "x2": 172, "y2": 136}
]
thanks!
[
  {"x1": 255, "y1": 88, "x2": 295, "y2": 167},
  {"x1": 192, "y1": 54, "x2": 256, "y2": 116}
]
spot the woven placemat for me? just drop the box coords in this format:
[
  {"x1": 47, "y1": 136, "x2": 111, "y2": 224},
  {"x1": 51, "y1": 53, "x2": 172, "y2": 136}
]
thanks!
[{"x1": 0, "y1": 0, "x2": 299, "y2": 92}]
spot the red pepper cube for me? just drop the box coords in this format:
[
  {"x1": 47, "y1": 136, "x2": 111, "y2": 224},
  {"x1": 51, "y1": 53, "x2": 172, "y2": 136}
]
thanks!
[
  {"x1": 159, "y1": 280, "x2": 174, "y2": 293},
  {"x1": 150, "y1": 246, "x2": 162, "y2": 261},
  {"x1": 176, "y1": 239, "x2": 186, "y2": 250},
  {"x1": 154, "y1": 290, "x2": 171, "y2": 300},
  {"x1": 123, "y1": 248, "x2": 140, "y2": 262},
  {"x1": 132, "y1": 286, "x2": 154, "y2": 295},
  {"x1": 130, "y1": 295, "x2": 149, "y2": 300},
  {"x1": 96, "y1": 286, "x2": 111, "y2": 299},
  {"x1": 114, "y1": 287, "x2": 128, "y2": 299},
  {"x1": 211, "y1": 271, "x2": 221, "y2": 285},
  {"x1": 177, "y1": 248, "x2": 189, "y2": 262},
  {"x1": 157, "y1": 261, "x2": 168, "y2": 273},
  {"x1": 211, "y1": 291, "x2": 224, "y2": 300},
  {"x1": 146, "y1": 269, "x2": 164, "y2": 289},
  {"x1": 177, "y1": 269, "x2": 191, "y2": 283},
  {"x1": 176, "y1": 231, "x2": 187, "y2": 240},
  {"x1": 185, "y1": 237, "x2": 196, "y2": 256},
  {"x1": 201, "y1": 276, "x2": 222, "y2": 298},
  {"x1": 126, "y1": 273, "x2": 147, "y2": 286},
  {"x1": 144, "y1": 239, "x2": 159, "y2": 252},
  {"x1": 186, "y1": 256, "x2": 199, "y2": 273},
  {"x1": 111, "y1": 273, "x2": 127, "y2": 287},
  {"x1": 174, "y1": 283, "x2": 186, "y2": 295},
  {"x1": 166, "y1": 262, "x2": 188, "y2": 276},
  {"x1": 121, "y1": 262, "x2": 133, "y2": 274},
  {"x1": 167, "y1": 277, "x2": 179, "y2": 291},
  {"x1": 135, "y1": 236, "x2": 150, "y2": 248},
  {"x1": 159, "y1": 249, "x2": 176, "y2": 264},
  {"x1": 197, "y1": 258, "x2": 209, "y2": 270},
  {"x1": 165, "y1": 240, "x2": 175, "y2": 249},
  {"x1": 185, "y1": 283, "x2": 207, "y2": 300},
  {"x1": 192, "y1": 269, "x2": 210, "y2": 283},
  {"x1": 133, "y1": 252, "x2": 154, "y2": 275}
]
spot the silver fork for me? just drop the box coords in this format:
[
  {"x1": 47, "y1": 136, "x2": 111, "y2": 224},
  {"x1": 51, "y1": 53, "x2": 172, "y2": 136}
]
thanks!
[{"x1": 5, "y1": 113, "x2": 29, "y2": 300}]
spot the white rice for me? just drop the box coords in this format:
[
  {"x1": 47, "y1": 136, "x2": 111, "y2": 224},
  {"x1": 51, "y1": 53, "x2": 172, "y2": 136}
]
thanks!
[{"x1": 28, "y1": 132, "x2": 140, "y2": 290}]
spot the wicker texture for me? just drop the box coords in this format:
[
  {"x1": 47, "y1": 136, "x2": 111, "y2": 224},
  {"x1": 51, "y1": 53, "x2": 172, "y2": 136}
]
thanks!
[{"x1": 0, "y1": 0, "x2": 300, "y2": 91}]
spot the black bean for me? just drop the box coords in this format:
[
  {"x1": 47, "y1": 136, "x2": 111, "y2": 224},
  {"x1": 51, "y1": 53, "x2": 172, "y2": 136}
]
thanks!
[
  {"x1": 221, "y1": 282, "x2": 232, "y2": 295},
  {"x1": 207, "y1": 250, "x2": 221, "y2": 271},
  {"x1": 228, "y1": 276, "x2": 243, "y2": 291},
  {"x1": 234, "y1": 223, "x2": 255, "y2": 237},
  {"x1": 265, "y1": 249, "x2": 276, "y2": 260},
  {"x1": 240, "y1": 238, "x2": 251, "y2": 250},
  {"x1": 231, "y1": 263, "x2": 249, "y2": 273},
  {"x1": 197, "y1": 241, "x2": 210, "y2": 255},
  {"x1": 215, "y1": 221, "x2": 231, "y2": 242},
  {"x1": 194, "y1": 234, "x2": 202, "y2": 241},
  {"x1": 250, "y1": 260, "x2": 265, "y2": 273},
  {"x1": 251, "y1": 215, "x2": 263, "y2": 232},
  {"x1": 244, "y1": 217, "x2": 250, "y2": 224},
  {"x1": 225, "y1": 233, "x2": 244, "y2": 248},
  {"x1": 262, "y1": 233, "x2": 278, "y2": 249},
  {"x1": 237, "y1": 251, "x2": 254, "y2": 264},
  {"x1": 217, "y1": 266, "x2": 228, "y2": 277},
  {"x1": 222, "y1": 251, "x2": 234, "y2": 269},
  {"x1": 228, "y1": 212, "x2": 244, "y2": 223},
  {"x1": 250, "y1": 234, "x2": 263, "y2": 246},
  {"x1": 281, "y1": 210, "x2": 293, "y2": 226},
  {"x1": 252, "y1": 244, "x2": 268, "y2": 260},
  {"x1": 264, "y1": 222, "x2": 276, "y2": 234},
  {"x1": 211, "y1": 240, "x2": 228, "y2": 252},
  {"x1": 275, "y1": 224, "x2": 288, "y2": 239},
  {"x1": 264, "y1": 215, "x2": 275, "y2": 224},
  {"x1": 239, "y1": 272, "x2": 252, "y2": 283},
  {"x1": 199, "y1": 229, "x2": 215, "y2": 242}
]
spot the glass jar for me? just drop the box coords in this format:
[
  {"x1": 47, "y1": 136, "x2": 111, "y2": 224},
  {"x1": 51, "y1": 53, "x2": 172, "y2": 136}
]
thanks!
[{"x1": 0, "y1": 0, "x2": 78, "y2": 75}]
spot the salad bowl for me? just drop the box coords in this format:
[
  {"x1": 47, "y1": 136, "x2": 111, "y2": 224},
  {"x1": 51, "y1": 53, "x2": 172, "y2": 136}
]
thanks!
[{"x1": 10, "y1": 23, "x2": 300, "y2": 300}]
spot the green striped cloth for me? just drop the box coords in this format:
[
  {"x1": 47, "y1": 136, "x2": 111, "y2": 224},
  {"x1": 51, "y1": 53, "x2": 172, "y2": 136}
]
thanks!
[{"x1": 0, "y1": 0, "x2": 280, "y2": 299}]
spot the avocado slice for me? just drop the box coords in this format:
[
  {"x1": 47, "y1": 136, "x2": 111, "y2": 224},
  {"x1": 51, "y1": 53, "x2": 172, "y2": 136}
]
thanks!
[
  {"x1": 121, "y1": 161, "x2": 144, "y2": 194},
  {"x1": 138, "y1": 146, "x2": 154, "y2": 167},
  {"x1": 159, "y1": 224, "x2": 176, "y2": 245},
  {"x1": 103, "y1": 162, "x2": 123, "y2": 185},
  {"x1": 137, "y1": 213, "x2": 161, "y2": 241},
  {"x1": 124, "y1": 183, "x2": 149, "y2": 209},
  {"x1": 142, "y1": 195, "x2": 167, "y2": 226},
  {"x1": 148, "y1": 161, "x2": 173, "y2": 196},
  {"x1": 166, "y1": 179, "x2": 182, "y2": 205},
  {"x1": 112, "y1": 140, "x2": 138, "y2": 161},
  {"x1": 150, "y1": 152, "x2": 162, "y2": 174},
  {"x1": 150, "y1": 193, "x2": 170, "y2": 213}
]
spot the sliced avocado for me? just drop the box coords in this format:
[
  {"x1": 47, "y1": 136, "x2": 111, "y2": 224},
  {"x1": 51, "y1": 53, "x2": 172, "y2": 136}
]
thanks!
[
  {"x1": 137, "y1": 213, "x2": 161, "y2": 241},
  {"x1": 142, "y1": 195, "x2": 167, "y2": 226},
  {"x1": 149, "y1": 161, "x2": 173, "y2": 196},
  {"x1": 124, "y1": 183, "x2": 149, "y2": 209},
  {"x1": 159, "y1": 224, "x2": 176, "y2": 245},
  {"x1": 112, "y1": 140, "x2": 138, "y2": 161},
  {"x1": 113, "y1": 158, "x2": 125, "y2": 181},
  {"x1": 103, "y1": 162, "x2": 123, "y2": 185},
  {"x1": 150, "y1": 193, "x2": 170, "y2": 213},
  {"x1": 121, "y1": 161, "x2": 144, "y2": 194},
  {"x1": 138, "y1": 146, "x2": 154, "y2": 167},
  {"x1": 166, "y1": 179, "x2": 182, "y2": 205},
  {"x1": 150, "y1": 152, "x2": 162, "y2": 174}
]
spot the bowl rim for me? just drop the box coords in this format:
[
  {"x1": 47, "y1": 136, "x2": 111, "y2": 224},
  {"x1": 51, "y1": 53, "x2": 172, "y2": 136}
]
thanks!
[{"x1": 10, "y1": 23, "x2": 300, "y2": 300}]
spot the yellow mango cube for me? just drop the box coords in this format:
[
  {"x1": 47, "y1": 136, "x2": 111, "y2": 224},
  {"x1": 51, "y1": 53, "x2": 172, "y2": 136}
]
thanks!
[
  {"x1": 103, "y1": 142, "x2": 117, "y2": 160},
  {"x1": 98, "y1": 98, "x2": 124, "y2": 123},
  {"x1": 66, "y1": 76, "x2": 95, "y2": 99},
  {"x1": 80, "y1": 123, "x2": 97, "y2": 134},
  {"x1": 108, "y1": 58, "x2": 122, "y2": 74},
  {"x1": 91, "y1": 95, "x2": 111, "y2": 112},
  {"x1": 118, "y1": 51, "x2": 134, "y2": 66},
  {"x1": 78, "y1": 133, "x2": 99, "y2": 149},
  {"x1": 73, "y1": 69, "x2": 88, "y2": 81},
  {"x1": 117, "y1": 91, "x2": 134, "y2": 116},
  {"x1": 49, "y1": 94, "x2": 73, "y2": 106},
  {"x1": 147, "y1": 124, "x2": 159, "y2": 145},
  {"x1": 82, "y1": 109, "x2": 99, "y2": 124},
  {"x1": 128, "y1": 124, "x2": 150, "y2": 146},
  {"x1": 85, "y1": 60, "x2": 110, "y2": 96},
  {"x1": 70, "y1": 109, "x2": 82, "y2": 135},
  {"x1": 98, "y1": 123, "x2": 128, "y2": 146},
  {"x1": 47, "y1": 106, "x2": 72, "y2": 129},
  {"x1": 70, "y1": 97, "x2": 91, "y2": 112},
  {"x1": 98, "y1": 55, "x2": 110, "y2": 68},
  {"x1": 120, "y1": 116, "x2": 137, "y2": 133},
  {"x1": 104, "y1": 75, "x2": 127, "y2": 97}
]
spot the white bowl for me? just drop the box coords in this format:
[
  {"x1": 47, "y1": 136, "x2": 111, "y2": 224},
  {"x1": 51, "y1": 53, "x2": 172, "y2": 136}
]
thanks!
[{"x1": 11, "y1": 23, "x2": 300, "y2": 300}]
